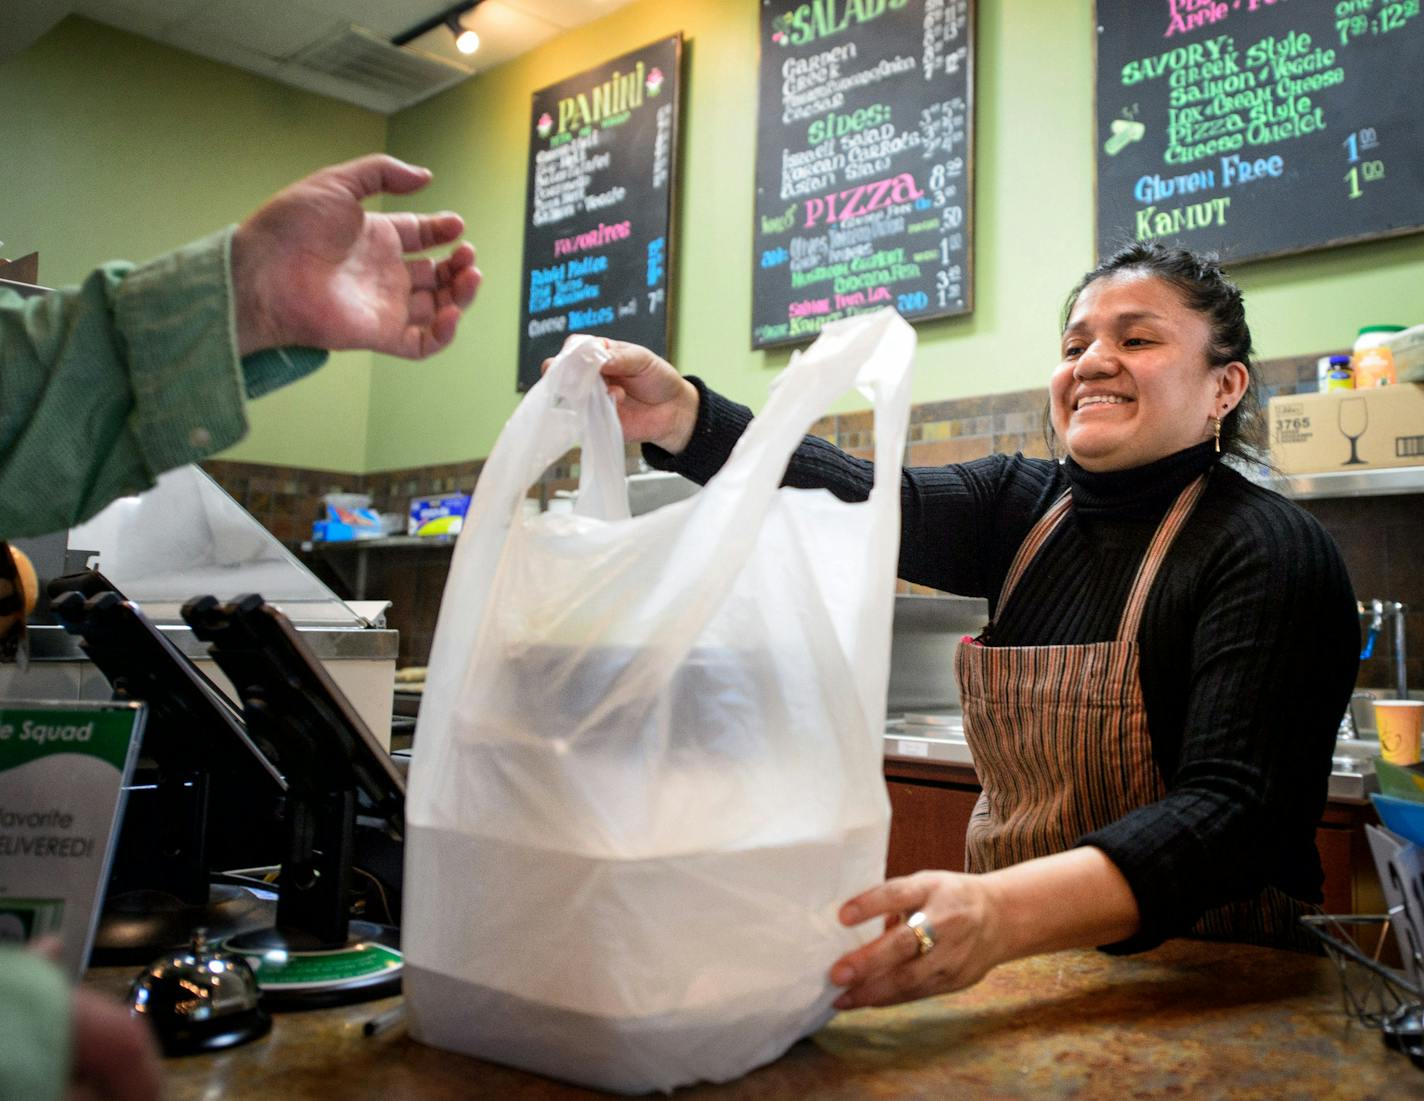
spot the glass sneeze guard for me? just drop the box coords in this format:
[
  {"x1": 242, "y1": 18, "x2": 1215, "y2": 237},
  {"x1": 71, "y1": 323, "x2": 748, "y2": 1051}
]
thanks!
[{"x1": 68, "y1": 465, "x2": 365, "y2": 627}]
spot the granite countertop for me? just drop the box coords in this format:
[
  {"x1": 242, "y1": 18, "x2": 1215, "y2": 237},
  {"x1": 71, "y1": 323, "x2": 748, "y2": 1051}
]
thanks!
[{"x1": 88, "y1": 938, "x2": 1422, "y2": 1100}]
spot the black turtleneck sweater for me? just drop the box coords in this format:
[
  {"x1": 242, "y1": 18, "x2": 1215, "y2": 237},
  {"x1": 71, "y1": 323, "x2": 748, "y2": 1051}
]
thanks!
[{"x1": 645, "y1": 380, "x2": 1360, "y2": 951}]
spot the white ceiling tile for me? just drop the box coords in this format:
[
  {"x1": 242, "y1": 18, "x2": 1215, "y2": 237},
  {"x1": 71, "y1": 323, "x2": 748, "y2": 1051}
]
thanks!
[
  {"x1": 159, "y1": 26, "x2": 284, "y2": 78},
  {"x1": 52, "y1": 0, "x2": 642, "y2": 114},
  {"x1": 399, "y1": 1, "x2": 560, "y2": 73},
  {"x1": 333, "y1": 1, "x2": 448, "y2": 39},
  {"x1": 78, "y1": 0, "x2": 211, "y2": 26},
  {"x1": 74, "y1": 1, "x2": 174, "y2": 42},
  {"x1": 503, "y1": 0, "x2": 633, "y2": 31},
  {"x1": 271, "y1": 58, "x2": 409, "y2": 113},
  {"x1": 172, "y1": 0, "x2": 344, "y2": 60}
]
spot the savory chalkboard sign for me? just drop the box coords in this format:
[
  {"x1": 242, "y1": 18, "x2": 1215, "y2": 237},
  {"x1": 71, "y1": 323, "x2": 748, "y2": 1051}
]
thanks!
[
  {"x1": 1095, "y1": 0, "x2": 1424, "y2": 264},
  {"x1": 752, "y1": 0, "x2": 975, "y2": 349},
  {"x1": 517, "y1": 36, "x2": 682, "y2": 390}
]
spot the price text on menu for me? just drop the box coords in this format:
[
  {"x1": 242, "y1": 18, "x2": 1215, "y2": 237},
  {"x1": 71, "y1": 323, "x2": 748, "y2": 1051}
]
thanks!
[
  {"x1": 1095, "y1": 0, "x2": 1424, "y2": 264},
  {"x1": 752, "y1": 0, "x2": 975, "y2": 349},
  {"x1": 518, "y1": 36, "x2": 682, "y2": 390}
]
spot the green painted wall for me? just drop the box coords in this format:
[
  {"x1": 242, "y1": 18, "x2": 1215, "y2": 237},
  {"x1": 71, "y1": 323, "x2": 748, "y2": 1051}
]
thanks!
[
  {"x1": 9, "y1": 8, "x2": 1423, "y2": 475},
  {"x1": 376, "y1": 0, "x2": 1424, "y2": 472},
  {"x1": 0, "y1": 17, "x2": 386, "y2": 472}
]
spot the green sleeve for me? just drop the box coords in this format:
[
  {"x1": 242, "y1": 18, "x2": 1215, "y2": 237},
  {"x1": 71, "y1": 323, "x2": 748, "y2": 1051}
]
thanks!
[
  {"x1": 0, "y1": 227, "x2": 325, "y2": 540},
  {"x1": 0, "y1": 948, "x2": 71, "y2": 1101}
]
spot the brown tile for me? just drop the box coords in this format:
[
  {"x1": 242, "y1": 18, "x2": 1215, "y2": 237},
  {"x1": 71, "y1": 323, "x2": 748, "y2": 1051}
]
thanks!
[
  {"x1": 950, "y1": 394, "x2": 993, "y2": 419},
  {"x1": 912, "y1": 399, "x2": 960, "y2": 425},
  {"x1": 909, "y1": 437, "x2": 993, "y2": 467},
  {"x1": 951, "y1": 415, "x2": 993, "y2": 439},
  {"x1": 989, "y1": 389, "x2": 1048, "y2": 416},
  {"x1": 1019, "y1": 435, "x2": 1054, "y2": 460},
  {"x1": 838, "y1": 409, "x2": 874, "y2": 435},
  {"x1": 992, "y1": 411, "x2": 1037, "y2": 435}
]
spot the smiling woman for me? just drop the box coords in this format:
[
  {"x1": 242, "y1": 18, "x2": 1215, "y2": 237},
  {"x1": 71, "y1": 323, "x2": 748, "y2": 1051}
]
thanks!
[
  {"x1": 1049, "y1": 244, "x2": 1263, "y2": 471},
  {"x1": 582, "y1": 243, "x2": 1359, "y2": 1014}
]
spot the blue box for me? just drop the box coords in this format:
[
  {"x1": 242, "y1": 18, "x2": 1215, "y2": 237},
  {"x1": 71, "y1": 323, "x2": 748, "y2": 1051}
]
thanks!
[
  {"x1": 312, "y1": 501, "x2": 383, "y2": 542},
  {"x1": 409, "y1": 493, "x2": 471, "y2": 537}
]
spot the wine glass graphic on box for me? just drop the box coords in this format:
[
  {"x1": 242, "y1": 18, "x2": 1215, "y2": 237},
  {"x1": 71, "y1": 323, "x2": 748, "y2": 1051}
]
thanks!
[{"x1": 1338, "y1": 397, "x2": 1368, "y2": 465}]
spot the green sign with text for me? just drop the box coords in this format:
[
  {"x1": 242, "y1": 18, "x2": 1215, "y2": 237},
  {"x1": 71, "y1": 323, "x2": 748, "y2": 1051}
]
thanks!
[{"x1": 0, "y1": 702, "x2": 144, "y2": 978}]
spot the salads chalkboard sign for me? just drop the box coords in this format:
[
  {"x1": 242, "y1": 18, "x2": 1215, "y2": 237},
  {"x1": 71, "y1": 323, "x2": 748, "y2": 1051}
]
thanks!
[
  {"x1": 1095, "y1": 0, "x2": 1424, "y2": 264},
  {"x1": 752, "y1": 0, "x2": 975, "y2": 349},
  {"x1": 517, "y1": 36, "x2": 682, "y2": 390}
]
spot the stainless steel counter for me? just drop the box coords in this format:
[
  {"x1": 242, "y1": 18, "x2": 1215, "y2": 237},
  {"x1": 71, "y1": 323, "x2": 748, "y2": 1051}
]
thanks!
[
  {"x1": 2, "y1": 623, "x2": 399, "y2": 749},
  {"x1": 883, "y1": 711, "x2": 972, "y2": 767},
  {"x1": 21, "y1": 621, "x2": 398, "y2": 661},
  {"x1": 882, "y1": 711, "x2": 1381, "y2": 804}
]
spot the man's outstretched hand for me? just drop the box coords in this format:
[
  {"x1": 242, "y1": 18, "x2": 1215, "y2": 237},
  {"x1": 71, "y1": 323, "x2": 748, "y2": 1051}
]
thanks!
[{"x1": 232, "y1": 153, "x2": 481, "y2": 359}]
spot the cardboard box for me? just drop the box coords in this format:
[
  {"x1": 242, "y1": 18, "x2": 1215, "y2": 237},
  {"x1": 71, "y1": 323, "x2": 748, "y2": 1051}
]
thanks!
[{"x1": 1268, "y1": 384, "x2": 1424, "y2": 474}]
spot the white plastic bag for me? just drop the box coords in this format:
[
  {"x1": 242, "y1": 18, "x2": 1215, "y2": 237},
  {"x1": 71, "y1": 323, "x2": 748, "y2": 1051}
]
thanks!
[{"x1": 404, "y1": 309, "x2": 916, "y2": 1094}]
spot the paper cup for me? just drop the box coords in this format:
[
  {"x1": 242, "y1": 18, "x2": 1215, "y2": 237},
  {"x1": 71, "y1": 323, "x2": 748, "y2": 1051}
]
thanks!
[{"x1": 1374, "y1": 700, "x2": 1424, "y2": 766}]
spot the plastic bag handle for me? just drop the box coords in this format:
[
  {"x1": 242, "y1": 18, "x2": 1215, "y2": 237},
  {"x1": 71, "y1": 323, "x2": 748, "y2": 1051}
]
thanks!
[
  {"x1": 709, "y1": 308, "x2": 916, "y2": 514},
  {"x1": 616, "y1": 310, "x2": 916, "y2": 677},
  {"x1": 467, "y1": 337, "x2": 630, "y2": 533}
]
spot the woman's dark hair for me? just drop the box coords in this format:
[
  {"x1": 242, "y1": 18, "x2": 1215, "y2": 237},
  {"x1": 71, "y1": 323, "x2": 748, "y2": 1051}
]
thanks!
[{"x1": 1047, "y1": 242, "x2": 1267, "y2": 463}]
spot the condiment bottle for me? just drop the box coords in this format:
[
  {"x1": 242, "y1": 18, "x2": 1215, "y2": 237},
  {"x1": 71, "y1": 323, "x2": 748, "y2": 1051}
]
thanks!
[{"x1": 1324, "y1": 354, "x2": 1354, "y2": 391}]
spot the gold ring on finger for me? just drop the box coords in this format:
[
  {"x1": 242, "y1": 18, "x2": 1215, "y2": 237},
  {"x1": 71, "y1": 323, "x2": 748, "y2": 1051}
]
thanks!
[{"x1": 906, "y1": 910, "x2": 936, "y2": 957}]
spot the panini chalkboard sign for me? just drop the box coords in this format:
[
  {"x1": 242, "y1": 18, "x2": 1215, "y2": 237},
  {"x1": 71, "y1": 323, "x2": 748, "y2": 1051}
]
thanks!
[
  {"x1": 517, "y1": 36, "x2": 682, "y2": 390},
  {"x1": 1095, "y1": 0, "x2": 1424, "y2": 264},
  {"x1": 752, "y1": 0, "x2": 975, "y2": 349}
]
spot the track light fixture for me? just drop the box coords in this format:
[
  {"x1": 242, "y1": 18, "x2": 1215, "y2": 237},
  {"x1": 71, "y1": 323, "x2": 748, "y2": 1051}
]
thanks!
[
  {"x1": 448, "y1": 15, "x2": 480, "y2": 55},
  {"x1": 392, "y1": 1, "x2": 483, "y2": 55}
]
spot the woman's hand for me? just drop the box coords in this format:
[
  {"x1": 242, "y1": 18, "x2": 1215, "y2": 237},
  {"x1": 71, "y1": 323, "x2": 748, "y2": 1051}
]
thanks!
[
  {"x1": 542, "y1": 338, "x2": 699, "y2": 454},
  {"x1": 830, "y1": 850, "x2": 1142, "y2": 1010},
  {"x1": 829, "y1": 871, "x2": 1005, "y2": 1009}
]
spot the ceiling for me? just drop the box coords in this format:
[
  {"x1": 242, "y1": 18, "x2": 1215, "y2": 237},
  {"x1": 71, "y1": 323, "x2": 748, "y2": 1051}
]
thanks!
[{"x1": 8, "y1": 0, "x2": 638, "y2": 114}]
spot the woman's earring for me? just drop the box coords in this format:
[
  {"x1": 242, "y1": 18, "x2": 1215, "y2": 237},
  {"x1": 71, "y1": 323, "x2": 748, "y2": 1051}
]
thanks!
[{"x1": 1213, "y1": 416, "x2": 1222, "y2": 453}]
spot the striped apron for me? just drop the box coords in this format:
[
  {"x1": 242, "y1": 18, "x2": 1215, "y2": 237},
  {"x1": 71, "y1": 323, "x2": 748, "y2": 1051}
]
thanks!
[{"x1": 955, "y1": 474, "x2": 1316, "y2": 949}]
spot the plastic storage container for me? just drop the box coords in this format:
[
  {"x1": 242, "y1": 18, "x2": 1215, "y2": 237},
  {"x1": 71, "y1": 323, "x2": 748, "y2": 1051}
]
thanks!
[
  {"x1": 1352, "y1": 325, "x2": 1405, "y2": 388},
  {"x1": 1384, "y1": 323, "x2": 1424, "y2": 383}
]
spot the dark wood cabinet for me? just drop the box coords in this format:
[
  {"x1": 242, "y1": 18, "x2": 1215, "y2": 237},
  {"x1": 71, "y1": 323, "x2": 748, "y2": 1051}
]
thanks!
[
  {"x1": 883, "y1": 767, "x2": 979, "y2": 880},
  {"x1": 884, "y1": 760, "x2": 1383, "y2": 915}
]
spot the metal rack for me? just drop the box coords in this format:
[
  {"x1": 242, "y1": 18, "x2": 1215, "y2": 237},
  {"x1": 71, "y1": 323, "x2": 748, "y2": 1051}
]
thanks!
[{"x1": 1302, "y1": 914, "x2": 1424, "y2": 1070}]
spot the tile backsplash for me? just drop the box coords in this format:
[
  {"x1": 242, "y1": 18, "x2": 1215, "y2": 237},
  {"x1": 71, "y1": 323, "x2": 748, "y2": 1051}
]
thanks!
[{"x1": 203, "y1": 350, "x2": 1421, "y2": 687}]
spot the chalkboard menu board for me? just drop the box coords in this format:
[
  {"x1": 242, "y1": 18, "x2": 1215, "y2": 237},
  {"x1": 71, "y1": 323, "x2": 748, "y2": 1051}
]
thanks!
[
  {"x1": 1095, "y1": 0, "x2": 1424, "y2": 264},
  {"x1": 752, "y1": 0, "x2": 974, "y2": 349},
  {"x1": 517, "y1": 36, "x2": 682, "y2": 390}
]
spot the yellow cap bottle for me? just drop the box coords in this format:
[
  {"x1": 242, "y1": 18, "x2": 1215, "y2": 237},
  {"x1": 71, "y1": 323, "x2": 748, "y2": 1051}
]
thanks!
[{"x1": 1324, "y1": 354, "x2": 1354, "y2": 391}]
